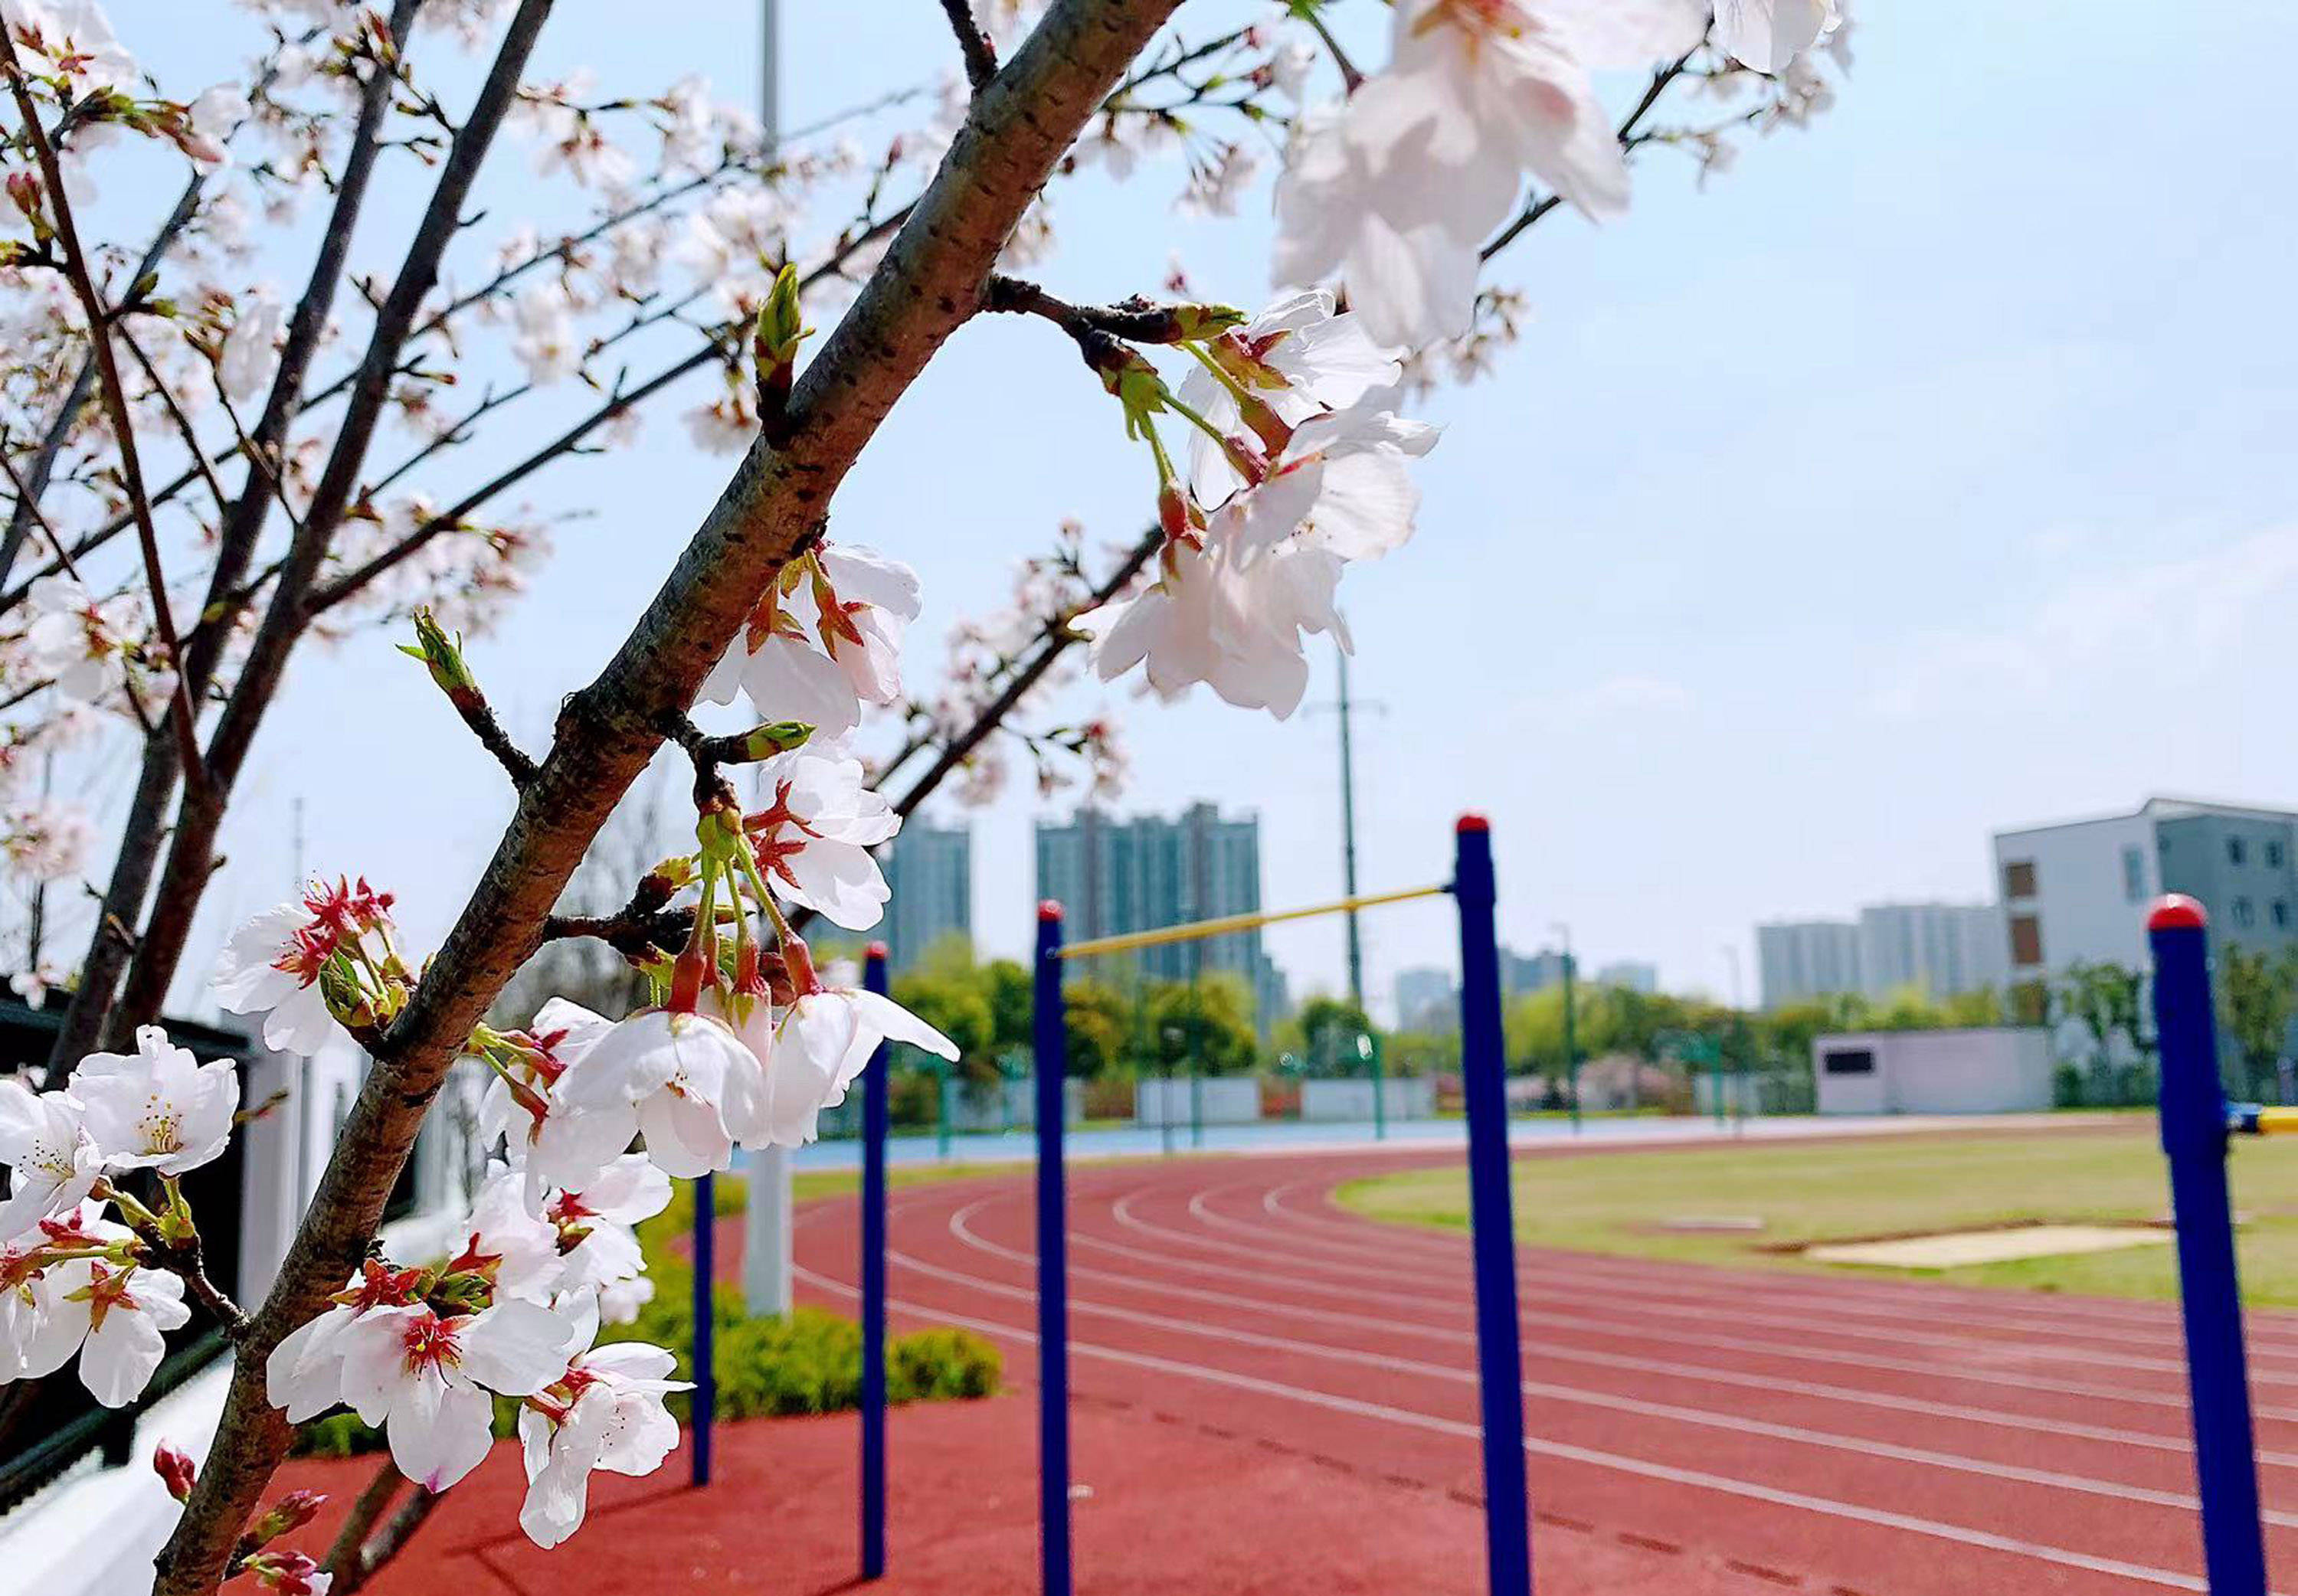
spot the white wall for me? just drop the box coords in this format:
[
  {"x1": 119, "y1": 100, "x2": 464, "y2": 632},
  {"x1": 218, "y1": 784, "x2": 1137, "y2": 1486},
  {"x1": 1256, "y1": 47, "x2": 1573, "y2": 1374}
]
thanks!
[
  {"x1": 1299, "y1": 1078, "x2": 1435, "y2": 1122},
  {"x1": 1815, "y1": 1028, "x2": 2055, "y2": 1114},
  {"x1": 945, "y1": 1077, "x2": 1083, "y2": 1130},
  {"x1": 1135, "y1": 1077, "x2": 1261, "y2": 1125},
  {"x1": 1993, "y1": 813, "x2": 2156, "y2": 980}
]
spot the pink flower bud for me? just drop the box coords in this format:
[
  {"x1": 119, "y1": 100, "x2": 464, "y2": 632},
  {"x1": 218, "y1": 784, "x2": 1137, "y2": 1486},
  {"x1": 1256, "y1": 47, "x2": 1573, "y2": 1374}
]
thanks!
[
  {"x1": 152, "y1": 1442, "x2": 197, "y2": 1503},
  {"x1": 250, "y1": 1487, "x2": 326, "y2": 1545}
]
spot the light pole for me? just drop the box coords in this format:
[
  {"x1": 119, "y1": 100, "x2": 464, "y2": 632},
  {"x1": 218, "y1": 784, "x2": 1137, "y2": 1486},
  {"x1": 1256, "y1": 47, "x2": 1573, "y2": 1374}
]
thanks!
[
  {"x1": 1310, "y1": 645, "x2": 1385, "y2": 1010},
  {"x1": 1552, "y1": 922, "x2": 1579, "y2": 1133}
]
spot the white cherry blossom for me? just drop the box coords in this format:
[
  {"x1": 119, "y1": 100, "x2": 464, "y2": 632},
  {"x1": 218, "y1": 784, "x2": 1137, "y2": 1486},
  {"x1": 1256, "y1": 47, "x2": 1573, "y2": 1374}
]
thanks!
[
  {"x1": 775, "y1": 984, "x2": 958, "y2": 1130},
  {"x1": 70, "y1": 1025, "x2": 239, "y2": 1176},
  {"x1": 745, "y1": 738, "x2": 899, "y2": 930},
  {"x1": 217, "y1": 290, "x2": 284, "y2": 403},
  {"x1": 23, "y1": 574, "x2": 138, "y2": 705},
  {"x1": 559, "y1": 1007, "x2": 761, "y2": 1179},
  {"x1": 480, "y1": 999, "x2": 644, "y2": 1208},
  {"x1": 2, "y1": 799, "x2": 95, "y2": 883},
  {"x1": 213, "y1": 904, "x2": 342, "y2": 1056},
  {"x1": 334, "y1": 1298, "x2": 582, "y2": 1492},
  {"x1": 0, "y1": 1081, "x2": 99, "y2": 1235},
  {"x1": 517, "y1": 1339, "x2": 688, "y2": 1548},
  {"x1": 1714, "y1": 0, "x2": 1839, "y2": 73},
  {"x1": 23, "y1": 1254, "x2": 189, "y2": 1407},
  {"x1": 700, "y1": 544, "x2": 922, "y2": 736}
]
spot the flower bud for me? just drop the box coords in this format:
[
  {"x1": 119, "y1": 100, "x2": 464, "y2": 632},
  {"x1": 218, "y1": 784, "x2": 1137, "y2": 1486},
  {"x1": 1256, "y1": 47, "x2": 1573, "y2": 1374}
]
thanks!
[
  {"x1": 152, "y1": 1442, "x2": 197, "y2": 1503},
  {"x1": 738, "y1": 720, "x2": 813, "y2": 760},
  {"x1": 250, "y1": 1488, "x2": 326, "y2": 1546},
  {"x1": 397, "y1": 607, "x2": 480, "y2": 706},
  {"x1": 242, "y1": 1550, "x2": 329, "y2": 1594},
  {"x1": 752, "y1": 263, "x2": 811, "y2": 421},
  {"x1": 1167, "y1": 303, "x2": 1247, "y2": 341}
]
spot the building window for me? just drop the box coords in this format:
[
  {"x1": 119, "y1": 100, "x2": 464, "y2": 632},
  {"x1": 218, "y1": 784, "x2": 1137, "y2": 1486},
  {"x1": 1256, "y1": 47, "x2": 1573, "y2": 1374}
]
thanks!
[
  {"x1": 2233, "y1": 896, "x2": 2256, "y2": 928},
  {"x1": 2271, "y1": 842, "x2": 2288, "y2": 870},
  {"x1": 2229, "y1": 836, "x2": 2248, "y2": 866},
  {"x1": 2002, "y1": 859, "x2": 2037, "y2": 899},
  {"x1": 2122, "y1": 845, "x2": 2145, "y2": 903},
  {"x1": 2008, "y1": 914, "x2": 2043, "y2": 966},
  {"x1": 2275, "y1": 901, "x2": 2290, "y2": 930},
  {"x1": 1822, "y1": 1048, "x2": 1875, "y2": 1076}
]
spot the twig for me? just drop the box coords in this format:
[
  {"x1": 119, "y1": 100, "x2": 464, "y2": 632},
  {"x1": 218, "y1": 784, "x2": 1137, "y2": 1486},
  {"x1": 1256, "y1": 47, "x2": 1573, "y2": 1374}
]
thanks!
[
  {"x1": 936, "y1": 0, "x2": 1000, "y2": 92},
  {"x1": 303, "y1": 201, "x2": 918, "y2": 615},
  {"x1": 0, "y1": 173, "x2": 205, "y2": 596},
  {"x1": 1296, "y1": 5, "x2": 1362, "y2": 93},
  {"x1": 342, "y1": 1483, "x2": 439, "y2": 1591},
  {"x1": 982, "y1": 273, "x2": 1223, "y2": 345},
  {"x1": 407, "y1": 611, "x2": 538, "y2": 788},
  {"x1": 1481, "y1": 47, "x2": 1696, "y2": 263},
  {"x1": 1, "y1": 37, "x2": 212, "y2": 798},
  {"x1": 319, "y1": 1460, "x2": 402, "y2": 1585}
]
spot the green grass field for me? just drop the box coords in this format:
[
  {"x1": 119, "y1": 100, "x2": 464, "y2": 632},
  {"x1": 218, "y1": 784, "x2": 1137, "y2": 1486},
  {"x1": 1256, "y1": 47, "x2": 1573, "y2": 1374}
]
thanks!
[{"x1": 1336, "y1": 1123, "x2": 2298, "y2": 1306}]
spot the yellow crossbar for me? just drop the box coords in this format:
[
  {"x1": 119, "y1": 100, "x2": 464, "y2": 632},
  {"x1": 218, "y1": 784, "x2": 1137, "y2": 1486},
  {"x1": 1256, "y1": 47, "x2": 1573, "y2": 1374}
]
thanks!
[
  {"x1": 2254, "y1": 1107, "x2": 2298, "y2": 1136},
  {"x1": 1056, "y1": 884, "x2": 1450, "y2": 960}
]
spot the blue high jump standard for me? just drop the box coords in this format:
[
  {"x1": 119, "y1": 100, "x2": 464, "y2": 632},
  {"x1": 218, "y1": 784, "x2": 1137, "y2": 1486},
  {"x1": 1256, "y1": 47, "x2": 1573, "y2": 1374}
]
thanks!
[
  {"x1": 1455, "y1": 815, "x2": 1534, "y2": 1596},
  {"x1": 2151, "y1": 892, "x2": 2267, "y2": 1594}
]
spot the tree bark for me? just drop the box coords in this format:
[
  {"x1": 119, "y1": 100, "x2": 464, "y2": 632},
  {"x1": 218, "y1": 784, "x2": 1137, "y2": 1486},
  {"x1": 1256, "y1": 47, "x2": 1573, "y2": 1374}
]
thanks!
[{"x1": 149, "y1": 4, "x2": 1179, "y2": 1589}]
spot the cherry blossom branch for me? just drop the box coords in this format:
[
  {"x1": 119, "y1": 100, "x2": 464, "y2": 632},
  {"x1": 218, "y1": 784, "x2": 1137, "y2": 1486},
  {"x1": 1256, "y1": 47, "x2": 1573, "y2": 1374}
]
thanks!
[
  {"x1": 0, "y1": 172, "x2": 204, "y2": 594},
  {"x1": 405, "y1": 610, "x2": 538, "y2": 788},
  {"x1": 339, "y1": 1486, "x2": 439, "y2": 1591},
  {"x1": 47, "y1": 0, "x2": 425, "y2": 1072},
  {"x1": 303, "y1": 201, "x2": 918, "y2": 615},
  {"x1": 98, "y1": 0, "x2": 553, "y2": 1058},
  {"x1": 981, "y1": 273, "x2": 1225, "y2": 345},
  {"x1": 937, "y1": 0, "x2": 1000, "y2": 93},
  {"x1": 0, "y1": 36, "x2": 211, "y2": 797},
  {"x1": 319, "y1": 1462, "x2": 403, "y2": 1582},
  {"x1": 1103, "y1": 25, "x2": 1252, "y2": 105},
  {"x1": 152, "y1": 9, "x2": 1180, "y2": 1585}
]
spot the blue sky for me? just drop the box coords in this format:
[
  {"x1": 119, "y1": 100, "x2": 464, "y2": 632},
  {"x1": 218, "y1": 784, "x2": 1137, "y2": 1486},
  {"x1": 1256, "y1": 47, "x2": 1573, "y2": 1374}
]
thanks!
[{"x1": 140, "y1": 1, "x2": 2298, "y2": 1022}]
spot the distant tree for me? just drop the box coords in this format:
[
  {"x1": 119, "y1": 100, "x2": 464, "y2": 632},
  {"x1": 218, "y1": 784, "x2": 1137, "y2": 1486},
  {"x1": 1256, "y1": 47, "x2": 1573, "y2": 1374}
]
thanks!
[
  {"x1": 1144, "y1": 973, "x2": 1258, "y2": 1076},
  {"x1": 892, "y1": 970, "x2": 997, "y2": 1085},
  {"x1": 2221, "y1": 945, "x2": 2298, "y2": 1101},
  {"x1": 1062, "y1": 978, "x2": 1132, "y2": 1081},
  {"x1": 1277, "y1": 993, "x2": 1376, "y2": 1071},
  {"x1": 986, "y1": 958, "x2": 1034, "y2": 1051},
  {"x1": 2053, "y1": 960, "x2": 2151, "y2": 1068}
]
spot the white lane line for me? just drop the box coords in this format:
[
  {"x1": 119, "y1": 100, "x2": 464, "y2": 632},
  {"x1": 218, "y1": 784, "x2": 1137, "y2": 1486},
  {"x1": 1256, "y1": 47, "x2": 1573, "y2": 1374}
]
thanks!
[
  {"x1": 1179, "y1": 1182, "x2": 2232, "y2": 1363},
  {"x1": 791, "y1": 1258, "x2": 2247, "y2": 1594},
  {"x1": 1105, "y1": 1188, "x2": 2277, "y2": 1389},
  {"x1": 1252, "y1": 1176, "x2": 2298, "y2": 1356},
  {"x1": 890, "y1": 1238, "x2": 2265, "y2": 1526},
  {"x1": 933, "y1": 1201, "x2": 2296, "y2": 1521},
  {"x1": 931, "y1": 1193, "x2": 2298, "y2": 1470},
  {"x1": 971, "y1": 1189, "x2": 2256, "y2": 1420}
]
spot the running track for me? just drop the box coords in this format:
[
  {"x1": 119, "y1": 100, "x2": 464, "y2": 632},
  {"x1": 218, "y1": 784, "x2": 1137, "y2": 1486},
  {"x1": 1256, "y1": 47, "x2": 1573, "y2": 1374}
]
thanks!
[{"x1": 787, "y1": 1143, "x2": 2294, "y2": 1595}]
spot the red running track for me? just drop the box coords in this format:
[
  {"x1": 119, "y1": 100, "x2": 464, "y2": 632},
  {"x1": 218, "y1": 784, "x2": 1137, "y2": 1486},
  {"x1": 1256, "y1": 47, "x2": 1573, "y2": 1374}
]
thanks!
[{"x1": 787, "y1": 1143, "x2": 2298, "y2": 1596}]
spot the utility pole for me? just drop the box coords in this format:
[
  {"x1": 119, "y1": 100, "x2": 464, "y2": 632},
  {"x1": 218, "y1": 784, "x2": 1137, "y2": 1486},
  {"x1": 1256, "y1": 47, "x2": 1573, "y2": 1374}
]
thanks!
[
  {"x1": 1553, "y1": 922, "x2": 1578, "y2": 1133},
  {"x1": 1327, "y1": 643, "x2": 1376, "y2": 1009},
  {"x1": 760, "y1": 0, "x2": 780, "y2": 155}
]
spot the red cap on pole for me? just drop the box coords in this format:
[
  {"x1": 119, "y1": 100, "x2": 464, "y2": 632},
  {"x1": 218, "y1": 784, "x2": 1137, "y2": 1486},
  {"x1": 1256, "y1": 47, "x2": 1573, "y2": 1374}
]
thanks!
[
  {"x1": 1456, "y1": 813, "x2": 1490, "y2": 834},
  {"x1": 866, "y1": 940, "x2": 889, "y2": 960},
  {"x1": 2149, "y1": 893, "x2": 2208, "y2": 932},
  {"x1": 1038, "y1": 899, "x2": 1063, "y2": 921}
]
